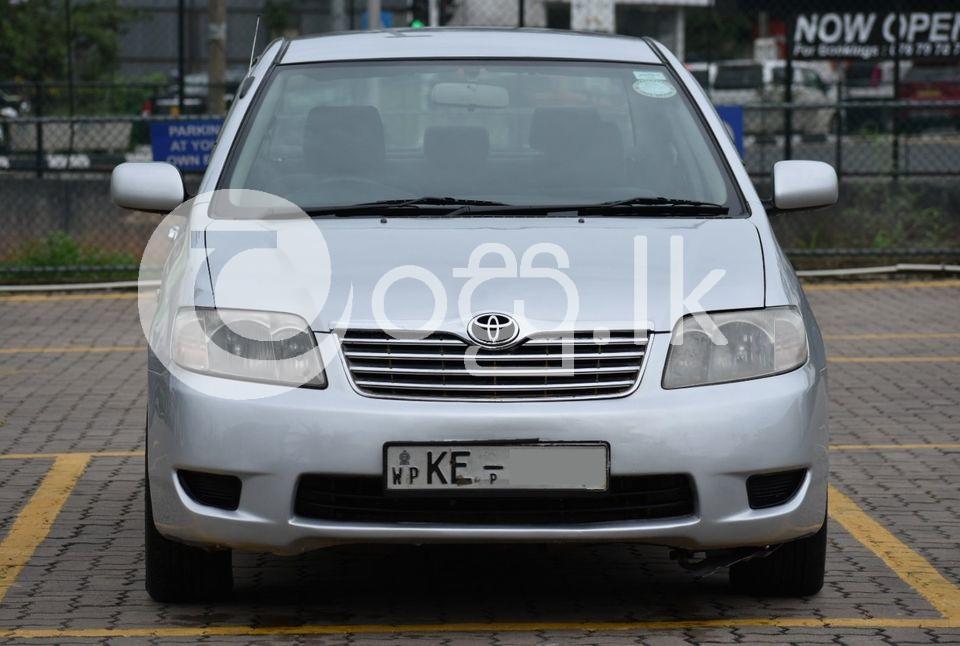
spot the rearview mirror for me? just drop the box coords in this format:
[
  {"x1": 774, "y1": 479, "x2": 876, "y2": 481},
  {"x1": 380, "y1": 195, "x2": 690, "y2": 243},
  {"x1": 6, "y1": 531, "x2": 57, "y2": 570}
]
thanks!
[
  {"x1": 111, "y1": 162, "x2": 185, "y2": 213},
  {"x1": 771, "y1": 160, "x2": 838, "y2": 211},
  {"x1": 430, "y1": 82, "x2": 509, "y2": 108}
]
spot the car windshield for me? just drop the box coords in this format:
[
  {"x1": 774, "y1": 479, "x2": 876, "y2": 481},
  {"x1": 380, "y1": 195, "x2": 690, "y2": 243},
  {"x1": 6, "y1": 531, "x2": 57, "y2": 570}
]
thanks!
[
  {"x1": 904, "y1": 64, "x2": 960, "y2": 83},
  {"x1": 222, "y1": 60, "x2": 738, "y2": 212},
  {"x1": 845, "y1": 62, "x2": 880, "y2": 87},
  {"x1": 689, "y1": 69, "x2": 710, "y2": 87},
  {"x1": 714, "y1": 65, "x2": 763, "y2": 90}
]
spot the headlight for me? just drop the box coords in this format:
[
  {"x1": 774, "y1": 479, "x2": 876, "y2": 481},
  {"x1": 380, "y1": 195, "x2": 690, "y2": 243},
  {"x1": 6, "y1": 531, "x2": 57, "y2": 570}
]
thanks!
[
  {"x1": 172, "y1": 307, "x2": 326, "y2": 388},
  {"x1": 663, "y1": 306, "x2": 807, "y2": 389}
]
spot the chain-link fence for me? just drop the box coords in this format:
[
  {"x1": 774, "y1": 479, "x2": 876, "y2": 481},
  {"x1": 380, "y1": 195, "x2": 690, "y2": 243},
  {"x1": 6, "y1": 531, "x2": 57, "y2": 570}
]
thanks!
[{"x1": 2, "y1": 0, "x2": 959, "y2": 281}]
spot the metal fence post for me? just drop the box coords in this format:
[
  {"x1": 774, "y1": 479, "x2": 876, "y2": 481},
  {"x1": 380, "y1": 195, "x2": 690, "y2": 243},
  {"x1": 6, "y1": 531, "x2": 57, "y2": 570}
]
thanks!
[
  {"x1": 892, "y1": 3, "x2": 901, "y2": 182},
  {"x1": 706, "y1": 3, "x2": 715, "y2": 95},
  {"x1": 178, "y1": 0, "x2": 185, "y2": 115},
  {"x1": 65, "y1": 0, "x2": 76, "y2": 170},
  {"x1": 34, "y1": 81, "x2": 43, "y2": 179},
  {"x1": 783, "y1": 10, "x2": 793, "y2": 161},
  {"x1": 835, "y1": 78, "x2": 843, "y2": 182}
]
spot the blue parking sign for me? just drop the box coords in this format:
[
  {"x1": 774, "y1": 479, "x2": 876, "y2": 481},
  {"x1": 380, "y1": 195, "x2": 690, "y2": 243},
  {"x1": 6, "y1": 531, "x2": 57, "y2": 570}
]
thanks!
[{"x1": 150, "y1": 119, "x2": 223, "y2": 171}]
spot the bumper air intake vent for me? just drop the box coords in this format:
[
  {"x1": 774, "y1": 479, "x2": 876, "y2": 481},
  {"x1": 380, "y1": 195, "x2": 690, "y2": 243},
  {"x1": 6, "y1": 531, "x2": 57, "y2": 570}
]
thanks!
[
  {"x1": 746, "y1": 469, "x2": 806, "y2": 509},
  {"x1": 177, "y1": 469, "x2": 242, "y2": 511},
  {"x1": 295, "y1": 473, "x2": 695, "y2": 524}
]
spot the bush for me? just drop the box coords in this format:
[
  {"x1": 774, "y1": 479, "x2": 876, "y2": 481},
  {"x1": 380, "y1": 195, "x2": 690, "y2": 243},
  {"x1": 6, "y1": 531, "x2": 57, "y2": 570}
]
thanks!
[
  {"x1": 770, "y1": 179, "x2": 959, "y2": 252},
  {"x1": 0, "y1": 232, "x2": 138, "y2": 283}
]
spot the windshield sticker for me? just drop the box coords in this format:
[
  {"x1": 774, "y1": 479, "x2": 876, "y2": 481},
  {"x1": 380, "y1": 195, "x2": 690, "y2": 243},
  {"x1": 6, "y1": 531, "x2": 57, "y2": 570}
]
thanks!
[
  {"x1": 633, "y1": 79, "x2": 677, "y2": 98},
  {"x1": 633, "y1": 70, "x2": 667, "y2": 81}
]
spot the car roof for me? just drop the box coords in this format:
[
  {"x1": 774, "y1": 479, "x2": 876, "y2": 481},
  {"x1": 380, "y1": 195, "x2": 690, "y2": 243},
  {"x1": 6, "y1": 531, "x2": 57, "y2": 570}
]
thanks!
[{"x1": 281, "y1": 28, "x2": 662, "y2": 65}]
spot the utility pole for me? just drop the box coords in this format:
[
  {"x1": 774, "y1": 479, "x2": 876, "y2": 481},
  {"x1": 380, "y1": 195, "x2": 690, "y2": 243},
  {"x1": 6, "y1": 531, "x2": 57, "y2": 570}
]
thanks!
[
  {"x1": 208, "y1": 0, "x2": 228, "y2": 115},
  {"x1": 429, "y1": 0, "x2": 439, "y2": 26},
  {"x1": 177, "y1": 0, "x2": 185, "y2": 115},
  {"x1": 65, "y1": 0, "x2": 76, "y2": 168},
  {"x1": 64, "y1": 0, "x2": 75, "y2": 119},
  {"x1": 369, "y1": 0, "x2": 382, "y2": 29},
  {"x1": 332, "y1": 0, "x2": 348, "y2": 31}
]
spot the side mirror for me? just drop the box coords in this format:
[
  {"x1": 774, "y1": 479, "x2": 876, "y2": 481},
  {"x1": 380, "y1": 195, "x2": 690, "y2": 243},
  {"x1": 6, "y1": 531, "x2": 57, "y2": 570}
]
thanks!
[
  {"x1": 111, "y1": 162, "x2": 185, "y2": 213},
  {"x1": 771, "y1": 160, "x2": 838, "y2": 211}
]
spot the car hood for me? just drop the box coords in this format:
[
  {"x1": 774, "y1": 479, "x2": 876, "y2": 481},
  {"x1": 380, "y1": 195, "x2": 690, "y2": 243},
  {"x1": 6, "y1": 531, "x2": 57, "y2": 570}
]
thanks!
[{"x1": 206, "y1": 217, "x2": 765, "y2": 334}]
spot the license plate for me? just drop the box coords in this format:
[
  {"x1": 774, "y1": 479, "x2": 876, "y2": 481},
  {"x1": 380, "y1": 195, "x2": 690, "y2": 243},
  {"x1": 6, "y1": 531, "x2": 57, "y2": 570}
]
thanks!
[{"x1": 383, "y1": 442, "x2": 609, "y2": 492}]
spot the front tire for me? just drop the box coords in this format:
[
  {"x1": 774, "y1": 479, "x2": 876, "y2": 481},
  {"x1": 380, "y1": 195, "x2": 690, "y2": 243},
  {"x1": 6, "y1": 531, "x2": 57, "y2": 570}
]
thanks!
[
  {"x1": 144, "y1": 474, "x2": 233, "y2": 602},
  {"x1": 729, "y1": 519, "x2": 827, "y2": 597}
]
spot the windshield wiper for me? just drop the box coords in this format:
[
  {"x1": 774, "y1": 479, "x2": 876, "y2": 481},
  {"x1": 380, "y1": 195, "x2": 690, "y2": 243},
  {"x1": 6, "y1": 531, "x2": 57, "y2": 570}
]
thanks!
[
  {"x1": 304, "y1": 196, "x2": 729, "y2": 218},
  {"x1": 596, "y1": 196, "x2": 729, "y2": 212},
  {"x1": 441, "y1": 196, "x2": 730, "y2": 217},
  {"x1": 304, "y1": 196, "x2": 509, "y2": 217}
]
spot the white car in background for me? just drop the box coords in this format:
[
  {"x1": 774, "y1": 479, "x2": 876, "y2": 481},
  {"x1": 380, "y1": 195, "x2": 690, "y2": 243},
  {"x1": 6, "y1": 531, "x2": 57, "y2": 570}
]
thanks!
[
  {"x1": 711, "y1": 60, "x2": 838, "y2": 136},
  {"x1": 685, "y1": 62, "x2": 716, "y2": 91}
]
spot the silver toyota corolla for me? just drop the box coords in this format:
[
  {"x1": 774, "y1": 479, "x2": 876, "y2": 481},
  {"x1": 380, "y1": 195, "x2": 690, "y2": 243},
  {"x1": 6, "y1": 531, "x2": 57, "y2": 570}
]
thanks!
[{"x1": 112, "y1": 29, "x2": 836, "y2": 603}]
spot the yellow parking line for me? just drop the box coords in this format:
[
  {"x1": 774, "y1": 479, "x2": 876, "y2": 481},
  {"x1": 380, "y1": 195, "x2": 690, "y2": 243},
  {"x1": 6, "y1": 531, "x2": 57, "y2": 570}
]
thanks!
[
  {"x1": 0, "y1": 451, "x2": 143, "y2": 460},
  {"x1": 0, "y1": 616, "x2": 956, "y2": 639},
  {"x1": 0, "y1": 455, "x2": 955, "y2": 634},
  {"x1": 806, "y1": 279, "x2": 960, "y2": 292},
  {"x1": 828, "y1": 485, "x2": 960, "y2": 620},
  {"x1": 0, "y1": 345, "x2": 144, "y2": 355},
  {"x1": 831, "y1": 443, "x2": 960, "y2": 451},
  {"x1": 0, "y1": 293, "x2": 139, "y2": 303},
  {"x1": 828, "y1": 356, "x2": 960, "y2": 363},
  {"x1": 0, "y1": 453, "x2": 90, "y2": 603},
  {"x1": 824, "y1": 332, "x2": 960, "y2": 341}
]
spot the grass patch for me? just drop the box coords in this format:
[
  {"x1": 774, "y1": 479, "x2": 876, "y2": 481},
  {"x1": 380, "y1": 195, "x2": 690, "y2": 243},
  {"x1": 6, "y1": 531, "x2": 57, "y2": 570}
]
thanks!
[{"x1": 0, "y1": 233, "x2": 138, "y2": 284}]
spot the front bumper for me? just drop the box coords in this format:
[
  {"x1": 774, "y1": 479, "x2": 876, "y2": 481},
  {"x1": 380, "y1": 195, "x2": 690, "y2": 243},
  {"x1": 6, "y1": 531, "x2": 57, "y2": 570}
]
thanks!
[{"x1": 147, "y1": 335, "x2": 829, "y2": 554}]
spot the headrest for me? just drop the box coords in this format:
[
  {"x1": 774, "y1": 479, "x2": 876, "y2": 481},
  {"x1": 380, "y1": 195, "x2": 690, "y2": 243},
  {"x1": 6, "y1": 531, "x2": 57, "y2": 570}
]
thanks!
[
  {"x1": 529, "y1": 107, "x2": 601, "y2": 156},
  {"x1": 304, "y1": 106, "x2": 385, "y2": 172},
  {"x1": 423, "y1": 126, "x2": 490, "y2": 169}
]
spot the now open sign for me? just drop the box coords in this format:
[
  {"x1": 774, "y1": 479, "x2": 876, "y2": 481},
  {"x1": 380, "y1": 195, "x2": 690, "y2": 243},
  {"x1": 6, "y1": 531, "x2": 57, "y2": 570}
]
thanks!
[{"x1": 149, "y1": 119, "x2": 223, "y2": 171}]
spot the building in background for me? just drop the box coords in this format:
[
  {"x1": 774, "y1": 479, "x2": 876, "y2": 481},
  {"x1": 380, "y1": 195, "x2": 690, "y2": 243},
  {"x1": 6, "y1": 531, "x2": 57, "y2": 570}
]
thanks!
[
  {"x1": 116, "y1": 0, "x2": 713, "y2": 79},
  {"x1": 116, "y1": 0, "x2": 407, "y2": 77},
  {"x1": 448, "y1": 0, "x2": 712, "y2": 60}
]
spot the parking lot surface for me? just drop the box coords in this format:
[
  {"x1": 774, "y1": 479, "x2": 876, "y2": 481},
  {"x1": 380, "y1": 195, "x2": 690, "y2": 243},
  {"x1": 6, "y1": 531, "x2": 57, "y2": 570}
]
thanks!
[{"x1": 0, "y1": 279, "x2": 959, "y2": 645}]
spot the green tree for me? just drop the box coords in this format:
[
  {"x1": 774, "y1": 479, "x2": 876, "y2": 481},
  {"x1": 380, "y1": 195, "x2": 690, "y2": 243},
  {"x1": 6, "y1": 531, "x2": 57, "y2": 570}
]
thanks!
[
  {"x1": 0, "y1": 0, "x2": 135, "y2": 82},
  {"x1": 685, "y1": 1, "x2": 754, "y2": 62},
  {"x1": 263, "y1": 0, "x2": 296, "y2": 39}
]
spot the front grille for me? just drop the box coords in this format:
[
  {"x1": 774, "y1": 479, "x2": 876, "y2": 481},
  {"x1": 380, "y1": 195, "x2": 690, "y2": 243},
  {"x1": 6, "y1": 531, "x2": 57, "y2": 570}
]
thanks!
[
  {"x1": 746, "y1": 469, "x2": 806, "y2": 509},
  {"x1": 295, "y1": 474, "x2": 695, "y2": 525},
  {"x1": 339, "y1": 329, "x2": 648, "y2": 401}
]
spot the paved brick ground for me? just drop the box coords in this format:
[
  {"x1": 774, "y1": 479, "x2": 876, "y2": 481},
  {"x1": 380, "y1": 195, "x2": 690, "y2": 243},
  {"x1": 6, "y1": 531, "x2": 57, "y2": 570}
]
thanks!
[{"x1": 0, "y1": 281, "x2": 958, "y2": 644}]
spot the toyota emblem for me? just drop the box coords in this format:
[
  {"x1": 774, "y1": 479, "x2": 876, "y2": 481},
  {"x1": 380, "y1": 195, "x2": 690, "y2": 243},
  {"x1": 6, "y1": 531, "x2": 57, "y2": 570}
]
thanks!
[{"x1": 467, "y1": 313, "x2": 520, "y2": 347}]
